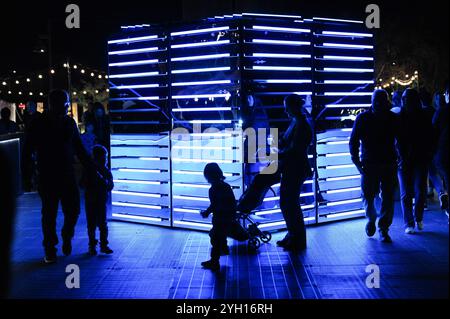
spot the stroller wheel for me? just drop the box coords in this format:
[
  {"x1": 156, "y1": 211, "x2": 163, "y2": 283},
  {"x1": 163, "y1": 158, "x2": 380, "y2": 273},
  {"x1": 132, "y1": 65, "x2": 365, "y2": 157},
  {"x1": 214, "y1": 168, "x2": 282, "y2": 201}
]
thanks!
[
  {"x1": 260, "y1": 231, "x2": 272, "y2": 243},
  {"x1": 248, "y1": 238, "x2": 261, "y2": 250}
]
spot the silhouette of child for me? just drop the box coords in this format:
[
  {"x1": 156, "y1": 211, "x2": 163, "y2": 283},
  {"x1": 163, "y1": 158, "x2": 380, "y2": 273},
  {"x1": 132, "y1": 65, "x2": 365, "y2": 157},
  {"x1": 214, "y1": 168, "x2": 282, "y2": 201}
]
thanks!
[
  {"x1": 80, "y1": 122, "x2": 97, "y2": 155},
  {"x1": 85, "y1": 145, "x2": 114, "y2": 255},
  {"x1": 201, "y1": 163, "x2": 237, "y2": 271}
]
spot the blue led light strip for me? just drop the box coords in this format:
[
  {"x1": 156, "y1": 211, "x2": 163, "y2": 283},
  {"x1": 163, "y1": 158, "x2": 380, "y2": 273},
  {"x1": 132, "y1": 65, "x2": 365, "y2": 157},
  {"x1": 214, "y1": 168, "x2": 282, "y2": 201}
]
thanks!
[
  {"x1": 252, "y1": 66, "x2": 311, "y2": 71},
  {"x1": 171, "y1": 53, "x2": 230, "y2": 62},
  {"x1": 112, "y1": 84, "x2": 160, "y2": 89},
  {"x1": 171, "y1": 26, "x2": 229, "y2": 36},
  {"x1": 109, "y1": 59, "x2": 159, "y2": 67},
  {"x1": 252, "y1": 53, "x2": 311, "y2": 59},
  {"x1": 172, "y1": 67, "x2": 230, "y2": 74},
  {"x1": 323, "y1": 80, "x2": 374, "y2": 84},
  {"x1": 171, "y1": 40, "x2": 230, "y2": 49},
  {"x1": 252, "y1": 39, "x2": 311, "y2": 46},
  {"x1": 322, "y1": 55, "x2": 373, "y2": 61},
  {"x1": 172, "y1": 107, "x2": 232, "y2": 112},
  {"x1": 172, "y1": 80, "x2": 231, "y2": 86},
  {"x1": 109, "y1": 71, "x2": 160, "y2": 78},
  {"x1": 322, "y1": 68, "x2": 374, "y2": 73},
  {"x1": 257, "y1": 79, "x2": 311, "y2": 84},
  {"x1": 251, "y1": 25, "x2": 310, "y2": 33},
  {"x1": 324, "y1": 210, "x2": 366, "y2": 219},
  {"x1": 172, "y1": 94, "x2": 230, "y2": 99},
  {"x1": 112, "y1": 213, "x2": 163, "y2": 222},
  {"x1": 313, "y1": 17, "x2": 364, "y2": 24},
  {"x1": 112, "y1": 202, "x2": 162, "y2": 210},
  {"x1": 242, "y1": 12, "x2": 303, "y2": 19},
  {"x1": 108, "y1": 47, "x2": 159, "y2": 55},
  {"x1": 108, "y1": 35, "x2": 158, "y2": 44},
  {"x1": 321, "y1": 43, "x2": 374, "y2": 49},
  {"x1": 326, "y1": 104, "x2": 371, "y2": 108},
  {"x1": 321, "y1": 31, "x2": 372, "y2": 38}
]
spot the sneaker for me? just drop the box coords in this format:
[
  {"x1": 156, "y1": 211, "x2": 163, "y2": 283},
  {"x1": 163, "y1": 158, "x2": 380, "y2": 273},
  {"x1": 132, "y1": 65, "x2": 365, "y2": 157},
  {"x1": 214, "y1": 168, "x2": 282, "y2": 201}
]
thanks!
[
  {"x1": 417, "y1": 221, "x2": 424, "y2": 231},
  {"x1": 283, "y1": 242, "x2": 306, "y2": 252},
  {"x1": 44, "y1": 251, "x2": 57, "y2": 264},
  {"x1": 276, "y1": 236, "x2": 290, "y2": 248},
  {"x1": 88, "y1": 246, "x2": 97, "y2": 256},
  {"x1": 379, "y1": 231, "x2": 393, "y2": 243},
  {"x1": 100, "y1": 246, "x2": 114, "y2": 254},
  {"x1": 62, "y1": 240, "x2": 72, "y2": 256},
  {"x1": 405, "y1": 227, "x2": 415, "y2": 234},
  {"x1": 365, "y1": 221, "x2": 376, "y2": 237},
  {"x1": 439, "y1": 193, "x2": 449, "y2": 210},
  {"x1": 201, "y1": 260, "x2": 220, "y2": 271}
]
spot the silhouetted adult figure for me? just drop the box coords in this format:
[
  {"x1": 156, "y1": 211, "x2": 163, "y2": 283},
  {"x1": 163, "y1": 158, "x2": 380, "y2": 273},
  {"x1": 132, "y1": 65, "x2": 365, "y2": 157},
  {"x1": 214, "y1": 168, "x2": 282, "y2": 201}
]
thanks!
[
  {"x1": 91, "y1": 102, "x2": 110, "y2": 150},
  {"x1": 350, "y1": 89, "x2": 398, "y2": 243},
  {"x1": 22, "y1": 89, "x2": 94, "y2": 263},
  {"x1": 391, "y1": 90, "x2": 403, "y2": 114},
  {"x1": 397, "y1": 89, "x2": 434, "y2": 234},
  {"x1": 0, "y1": 148, "x2": 15, "y2": 298},
  {"x1": 0, "y1": 107, "x2": 20, "y2": 135},
  {"x1": 276, "y1": 94, "x2": 313, "y2": 251},
  {"x1": 433, "y1": 83, "x2": 450, "y2": 212}
]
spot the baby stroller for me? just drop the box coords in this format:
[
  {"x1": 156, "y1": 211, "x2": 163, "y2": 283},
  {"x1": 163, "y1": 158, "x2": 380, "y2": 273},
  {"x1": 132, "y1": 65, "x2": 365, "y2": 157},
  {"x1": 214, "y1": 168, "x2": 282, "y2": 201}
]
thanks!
[{"x1": 232, "y1": 168, "x2": 281, "y2": 250}]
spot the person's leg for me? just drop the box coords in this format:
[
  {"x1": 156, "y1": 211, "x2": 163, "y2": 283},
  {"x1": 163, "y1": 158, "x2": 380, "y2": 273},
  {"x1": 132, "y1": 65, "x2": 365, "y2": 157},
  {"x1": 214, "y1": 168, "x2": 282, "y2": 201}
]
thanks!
[
  {"x1": 85, "y1": 199, "x2": 97, "y2": 250},
  {"x1": 38, "y1": 181, "x2": 59, "y2": 258},
  {"x1": 429, "y1": 161, "x2": 444, "y2": 195},
  {"x1": 279, "y1": 171, "x2": 306, "y2": 248},
  {"x1": 398, "y1": 168, "x2": 414, "y2": 228},
  {"x1": 202, "y1": 225, "x2": 223, "y2": 270},
  {"x1": 413, "y1": 165, "x2": 428, "y2": 225},
  {"x1": 60, "y1": 177, "x2": 80, "y2": 255},
  {"x1": 378, "y1": 166, "x2": 396, "y2": 232},
  {"x1": 98, "y1": 202, "x2": 113, "y2": 253},
  {"x1": 361, "y1": 166, "x2": 379, "y2": 234}
]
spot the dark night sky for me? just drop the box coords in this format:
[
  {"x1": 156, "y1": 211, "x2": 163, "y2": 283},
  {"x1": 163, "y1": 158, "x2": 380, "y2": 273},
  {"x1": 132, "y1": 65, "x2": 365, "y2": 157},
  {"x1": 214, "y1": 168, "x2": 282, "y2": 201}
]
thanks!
[{"x1": 0, "y1": 0, "x2": 448, "y2": 76}]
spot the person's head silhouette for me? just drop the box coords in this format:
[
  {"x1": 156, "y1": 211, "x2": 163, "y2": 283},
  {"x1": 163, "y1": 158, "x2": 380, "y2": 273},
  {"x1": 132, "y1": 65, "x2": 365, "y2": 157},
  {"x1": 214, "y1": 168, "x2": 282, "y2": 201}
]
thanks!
[
  {"x1": 204, "y1": 163, "x2": 225, "y2": 184},
  {"x1": 284, "y1": 94, "x2": 305, "y2": 119},
  {"x1": 93, "y1": 102, "x2": 105, "y2": 118},
  {"x1": 1, "y1": 107, "x2": 11, "y2": 121},
  {"x1": 92, "y1": 144, "x2": 108, "y2": 167},
  {"x1": 401, "y1": 89, "x2": 422, "y2": 113},
  {"x1": 371, "y1": 89, "x2": 391, "y2": 114},
  {"x1": 48, "y1": 89, "x2": 70, "y2": 117}
]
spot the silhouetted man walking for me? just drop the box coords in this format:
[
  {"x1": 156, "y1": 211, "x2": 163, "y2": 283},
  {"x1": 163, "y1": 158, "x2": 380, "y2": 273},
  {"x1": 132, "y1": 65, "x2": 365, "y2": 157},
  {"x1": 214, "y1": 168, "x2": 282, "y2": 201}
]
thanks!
[
  {"x1": 23, "y1": 90, "x2": 93, "y2": 263},
  {"x1": 350, "y1": 90, "x2": 398, "y2": 243}
]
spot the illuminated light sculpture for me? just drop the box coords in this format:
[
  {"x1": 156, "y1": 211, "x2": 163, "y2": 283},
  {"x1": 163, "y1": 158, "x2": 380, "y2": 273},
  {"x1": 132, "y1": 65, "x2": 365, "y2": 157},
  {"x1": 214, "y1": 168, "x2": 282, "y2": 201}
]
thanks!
[{"x1": 108, "y1": 14, "x2": 374, "y2": 230}]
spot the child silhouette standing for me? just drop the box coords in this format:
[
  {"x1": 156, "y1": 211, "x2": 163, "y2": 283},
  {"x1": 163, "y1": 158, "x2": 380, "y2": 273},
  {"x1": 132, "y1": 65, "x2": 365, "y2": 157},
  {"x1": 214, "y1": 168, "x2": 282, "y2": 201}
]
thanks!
[{"x1": 201, "y1": 163, "x2": 237, "y2": 271}]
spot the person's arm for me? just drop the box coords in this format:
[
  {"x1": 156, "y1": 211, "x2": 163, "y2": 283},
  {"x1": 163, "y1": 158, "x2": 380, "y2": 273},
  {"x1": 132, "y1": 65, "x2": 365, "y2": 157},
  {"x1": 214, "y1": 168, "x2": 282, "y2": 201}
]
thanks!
[
  {"x1": 72, "y1": 119, "x2": 95, "y2": 172},
  {"x1": 201, "y1": 187, "x2": 217, "y2": 218},
  {"x1": 21, "y1": 118, "x2": 37, "y2": 183},
  {"x1": 349, "y1": 115, "x2": 363, "y2": 173}
]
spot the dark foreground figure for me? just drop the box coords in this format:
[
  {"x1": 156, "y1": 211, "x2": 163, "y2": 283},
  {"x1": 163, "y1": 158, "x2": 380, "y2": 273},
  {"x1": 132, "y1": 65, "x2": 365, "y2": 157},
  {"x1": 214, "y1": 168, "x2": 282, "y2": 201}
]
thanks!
[
  {"x1": 201, "y1": 163, "x2": 237, "y2": 271},
  {"x1": 85, "y1": 145, "x2": 114, "y2": 255},
  {"x1": 350, "y1": 89, "x2": 398, "y2": 243},
  {"x1": 22, "y1": 90, "x2": 93, "y2": 263}
]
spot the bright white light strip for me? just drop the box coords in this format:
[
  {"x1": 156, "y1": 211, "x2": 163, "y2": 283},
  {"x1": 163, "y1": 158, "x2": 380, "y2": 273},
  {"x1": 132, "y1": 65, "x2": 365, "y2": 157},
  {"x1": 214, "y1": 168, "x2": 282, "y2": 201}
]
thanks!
[
  {"x1": 172, "y1": 67, "x2": 230, "y2": 74},
  {"x1": 326, "y1": 164, "x2": 354, "y2": 170},
  {"x1": 313, "y1": 17, "x2": 364, "y2": 24},
  {"x1": 173, "y1": 170, "x2": 233, "y2": 177},
  {"x1": 188, "y1": 133, "x2": 235, "y2": 137},
  {"x1": 322, "y1": 31, "x2": 372, "y2": 38},
  {"x1": 326, "y1": 175, "x2": 360, "y2": 182},
  {"x1": 323, "y1": 55, "x2": 374, "y2": 61},
  {"x1": 325, "y1": 210, "x2": 365, "y2": 219},
  {"x1": 112, "y1": 190, "x2": 161, "y2": 198},
  {"x1": 173, "y1": 94, "x2": 230, "y2": 100},
  {"x1": 172, "y1": 146, "x2": 233, "y2": 150},
  {"x1": 139, "y1": 157, "x2": 162, "y2": 161},
  {"x1": 172, "y1": 80, "x2": 231, "y2": 86},
  {"x1": 252, "y1": 39, "x2": 310, "y2": 46},
  {"x1": 171, "y1": 40, "x2": 229, "y2": 49},
  {"x1": 322, "y1": 43, "x2": 373, "y2": 49},
  {"x1": 323, "y1": 68, "x2": 374, "y2": 73},
  {"x1": 109, "y1": 59, "x2": 159, "y2": 67},
  {"x1": 323, "y1": 55, "x2": 373, "y2": 61},
  {"x1": 252, "y1": 53, "x2": 311, "y2": 59},
  {"x1": 109, "y1": 47, "x2": 159, "y2": 55},
  {"x1": 173, "y1": 208, "x2": 201, "y2": 214},
  {"x1": 252, "y1": 25, "x2": 310, "y2": 33},
  {"x1": 172, "y1": 158, "x2": 234, "y2": 164},
  {"x1": 327, "y1": 198, "x2": 362, "y2": 207},
  {"x1": 326, "y1": 187, "x2": 361, "y2": 194},
  {"x1": 118, "y1": 168, "x2": 161, "y2": 173},
  {"x1": 108, "y1": 35, "x2": 158, "y2": 44},
  {"x1": 260, "y1": 79, "x2": 311, "y2": 84},
  {"x1": 243, "y1": 12, "x2": 302, "y2": 19},
  {"x1": 263, "y1": 192, "x2": 315, "y2": 202},
  {"x1": 112, "y1": 213, "x2": 163, "y2": 222},
  {"x1": 326, "y1": 104, "x2": 371, "y2": 108},
  {"x1": 324, "y1": 80, "x2": 374, "y2": 84},
  {"x1": 326, "y1": 140, "x2": 349, "y2": 145},
  {"x1": 113, "y1": 179, "x2": 161, "y2": 185},
  {"x1": 109, "y1": 72, "x2": 159, "y2": 79},
  {"x1": 173, "y1": 221, "x2": 212, "y2": 229},
  {"x1": 172, "y1": 107, "x2": 232, "y2": 112},
  {"x1": 258, "y1": 221, "x2": 287, "y2": 229},
  {"x1": 171, "y1": 26, "x2": 229, "y2": 36},
  {"x1": 324, "y1": 92, "x2": 373, "y2": 96},
  {"x1": 112, "y1": 202, "x2": 162, "y2": 210},
  {"x1": 173, "y1": 195, "x2": 209, "y2": 202},
  {"x1": 253, "y1": 66, "x2": 310, "y2": 71},
  {"x1": 325, "y1": 152, "x2": 351, "y2": 158},
  {"x1": 0, "y1": 138, "x2": 20, "y2": 145},
  {"x1": 189, "y1": 120, "x2": 232, "y2": 124},
  {"x1": 114, "y1": 84, "x2": 159, "y2": 89},
  {"x1": 109, "y1": 96, "x2": 161, "y2": 101},
  {"x1": 171, "y1": 53, "x2": 230, "y2": 62},
  {"x1": 173, "y1": 183, "x2": 210, "y2": 189}
]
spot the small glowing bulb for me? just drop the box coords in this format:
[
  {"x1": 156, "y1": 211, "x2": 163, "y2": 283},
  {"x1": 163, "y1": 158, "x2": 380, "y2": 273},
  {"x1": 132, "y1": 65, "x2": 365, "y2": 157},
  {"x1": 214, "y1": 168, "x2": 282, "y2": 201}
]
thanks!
[
  {"x1": 1, "y1": 82, "x2": 6, "y2": 85},
  {"x1": 29, "y1": 92, "x2": 33, "y2": 96},
  {"x1": 98, "y1": 75, "x2": 102, "y2": 79},
  {"x1": 83, "y1": 91, "x2": 87, "y2": 95},
  {"x1": 38, "y1": 74, "x2": 43, "y2": 79},
  {"x1": 8, "y1": 91, "x2": 11, "y2": 94},
  {"x1": 15, "y1": 80, "x2": 19, "y2": 84},
  {"x1": 73, "y1": 65, "x2": 78, "y2": 69},
  {"x1": 39, "y1": 92, "x2": 43, "y2": 96},
  {"x1": 90, "y1": 73, "x2": 95, "y2": 77},
  {"x1": 95, "y1": 90, "x2": 99, "y2": 94},
  {"x1": 81, "y1": 69, "x2": 85, "y2": 74},
  {"x1": 73, "y1": 92, "x2": 77, "y2": 95},
  {"x1": 26, "y1": 78, "x2": 30, "y2": 82},
  {"x1": 18, "y1": 91, "x2": 22, "y2": 95},
  {"x1": 50, "y1": 69, "x2": 55, "y2": 74}
]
